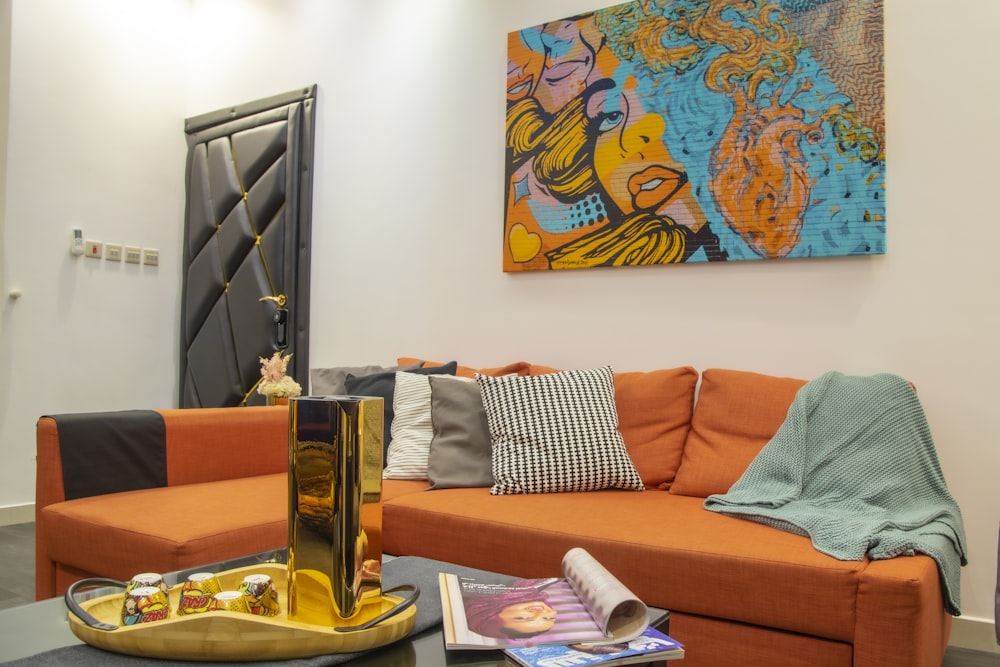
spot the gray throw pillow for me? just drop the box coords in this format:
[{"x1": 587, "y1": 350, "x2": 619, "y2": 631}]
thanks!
[
  {"x1": 426, "y1": 376, "x2": 494, "y2": 490},
  {"x1": 310, "y1": 363, "x2": 422, "y2": 396}
]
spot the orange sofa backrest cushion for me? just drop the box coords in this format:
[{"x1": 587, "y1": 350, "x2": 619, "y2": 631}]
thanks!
[
  {"x1": 670, "y1": 368, "x2": 806, "y2": 498},
  {"x1": 613, "y1": 367, "x2": 698, "y2": 490}
]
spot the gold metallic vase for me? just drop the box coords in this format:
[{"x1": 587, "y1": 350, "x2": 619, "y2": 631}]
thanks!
[{"x1": 287, "y1": 395, "x2": 384, "y2": 626}]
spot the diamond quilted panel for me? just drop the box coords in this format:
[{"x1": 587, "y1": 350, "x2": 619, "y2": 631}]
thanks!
[
  {"x1": 246, "y1": 155, "x2": 287, "y2": 237},
  {"x1": 259, "y1": 209, "x2": 286, "y2": 283},
  {"x1": 232, "y1": 120, "x2": 288, "y2": 190},
  {"x1": 186, "y1": 296, "x2": 243, "y2": 407},
  {"x1": 217, "y1": 203, "x2": 255, "y2": 282},
  {"x1": 186, "y1": 144, "x2": 216, "y2": 255},
  {"x1": 228, "y1": 254, "x2": 275, "y2": 390},
  {"x1": 184, "y1": 235, "x2": 225, "y2": 344},
  {"x1": 206, "y1": 137, "x2": 243, "y2": 225}
]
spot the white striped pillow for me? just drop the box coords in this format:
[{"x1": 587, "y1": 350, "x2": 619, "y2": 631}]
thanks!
[{"x1": 383, "y1": 371, "x2": 434, "y2": 480}]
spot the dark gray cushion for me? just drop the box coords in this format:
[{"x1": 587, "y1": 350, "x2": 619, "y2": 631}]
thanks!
[
  {"x1": 309, "y1": 362, "x2": 422, "y2": 396},
  {"x1": 345, "y1": 362, "x2": 458, "y2": 457},
  {"x1": 427, "y1": 376, "x2": 494, "y2": 490}
]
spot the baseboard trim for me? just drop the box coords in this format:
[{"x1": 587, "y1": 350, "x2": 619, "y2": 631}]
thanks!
[
  {"x1": 950, "y1": 616, "x2": 1000, "y2": 654},
  {"x1": 0, "y1": 503, "x2": 33, "y2": 527}
]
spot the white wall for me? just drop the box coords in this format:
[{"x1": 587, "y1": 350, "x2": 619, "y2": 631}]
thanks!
[
  {"x1": 2, "y1": 0, "x2": 998, "y2": 644},
  {"x1": 0, "y1": 0, "x2": 188, "y2": 521}
]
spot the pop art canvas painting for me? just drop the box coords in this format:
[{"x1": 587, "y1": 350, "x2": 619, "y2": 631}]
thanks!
[{"x1": 504, "y1": 0, "x2": 884, "y2": 271}]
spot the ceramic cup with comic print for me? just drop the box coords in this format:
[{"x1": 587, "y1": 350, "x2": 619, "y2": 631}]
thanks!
[
  {"x1": 121, "y1": 586, "x2": 170, "y2": 625},
  {"x1": 239, "y1": 573, "x2": 280, "y2": 617},
  {"x1": 126, "y1": 572, "x2": 169, "y2": 597},
  {"x1": 209, "y1": 590, "x2": 252, "y2": 614},
  {"x1": 178, "y1": 572, "x2": 223, "y2": 615}
]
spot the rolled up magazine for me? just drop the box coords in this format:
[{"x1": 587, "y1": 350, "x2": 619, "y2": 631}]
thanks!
[{"x1": 439, "y1": 547, "x2": 649, "y2": 650}]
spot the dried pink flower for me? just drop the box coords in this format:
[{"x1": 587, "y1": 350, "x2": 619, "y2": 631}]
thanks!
[{"x1": 257, "y1": 351, "x2": 301, "y2": 397}]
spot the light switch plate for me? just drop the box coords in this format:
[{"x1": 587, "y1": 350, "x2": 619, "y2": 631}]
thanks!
[
  {"x1": 105, "y1": 243, "x2": 122, "y2": 262},
  {"x1": 124, "y1": 246, "x2": 141, "y2": 264}
]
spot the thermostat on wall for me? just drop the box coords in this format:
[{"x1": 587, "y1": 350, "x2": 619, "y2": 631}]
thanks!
[{"x1": 71, "y1": 228, "x2": 84, "y2": 256}]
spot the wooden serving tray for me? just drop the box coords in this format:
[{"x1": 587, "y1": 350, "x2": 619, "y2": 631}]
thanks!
[{"x1": 67, "y1": 563, "x2": 417, "y2": 661}]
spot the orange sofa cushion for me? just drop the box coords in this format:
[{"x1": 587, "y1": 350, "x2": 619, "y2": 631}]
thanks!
[
  {"x1": 381, "y1": 488, "x2": 865, "y2": 643},
  {"x1": 39, "y1": 473, "x2": 289, "y2": 583},
  {"x1": 670, "y1": 369, "x2": 806, "y2": 498},
  {"x1": 613, "y1": 367, "x2": 698, "y2": 489}
]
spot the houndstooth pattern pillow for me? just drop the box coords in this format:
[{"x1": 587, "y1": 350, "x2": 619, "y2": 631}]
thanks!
[{"x1": 476, "y1": 366, "x2": 644, "y2": 495}]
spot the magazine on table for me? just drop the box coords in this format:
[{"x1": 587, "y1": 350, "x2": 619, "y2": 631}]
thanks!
[
  {"x1": 439, "y1": 547, "x2": 648, "y2": 650},
  {"x1": 504, "y1": 624, "x2": 684, "y2": 666}
]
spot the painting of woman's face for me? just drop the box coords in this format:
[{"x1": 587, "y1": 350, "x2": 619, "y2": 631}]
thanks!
[
  {"x1": 535, "y1": 20, "x2": 597, "y2": 113},
  {"x1": 588, "y1": 78, "x2": 688, "y2": 217},
  {"x1": 507, "y1": 30, "x2": 543, "y2": 103}
]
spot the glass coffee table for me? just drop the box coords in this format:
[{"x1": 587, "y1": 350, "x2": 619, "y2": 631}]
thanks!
[{"x1": 0, "y1": 549, "x2": 671, "y2": 665}]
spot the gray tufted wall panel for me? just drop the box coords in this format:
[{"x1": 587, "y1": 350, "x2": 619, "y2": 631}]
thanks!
[{"x1": 180, "y1": 86, "x2": 316, "y2": 408}]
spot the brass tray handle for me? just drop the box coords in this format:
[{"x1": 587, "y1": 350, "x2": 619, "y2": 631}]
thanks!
[
  {"x1": 334, "y1": 584, "x2": 420, "y2": 633},
  {"x1": 66, "y1": 577, "x2": 128, "y2": 631}
]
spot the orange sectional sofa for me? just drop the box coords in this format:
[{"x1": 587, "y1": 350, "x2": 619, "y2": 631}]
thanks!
[{"x1": 34, "y1": 362, "x2": 953, "y2": 667}]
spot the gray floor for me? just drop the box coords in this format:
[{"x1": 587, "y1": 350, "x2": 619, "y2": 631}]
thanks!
[
  {"x1": 0, "y1": 522, "x2": 35, "y2": 609},
  {"x1": 0, "y1": 522, "x2": 996, "y2": 665}
]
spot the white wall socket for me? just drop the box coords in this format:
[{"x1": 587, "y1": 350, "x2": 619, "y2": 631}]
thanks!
[{"x1": 84, "y1": 240, "x2": 102, "y2": 259}]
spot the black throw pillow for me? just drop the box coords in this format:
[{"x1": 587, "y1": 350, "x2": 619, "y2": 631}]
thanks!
[{"x1": 345, "y1": 362, "x2": 458, "y2": 460}]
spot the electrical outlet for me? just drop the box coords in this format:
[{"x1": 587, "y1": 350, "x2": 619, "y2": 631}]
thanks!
[
  {"x1": 143, "y1": 248, "x2": 159, "y2": 266},
  {"x1": 105, "y1": 243, "x2": 122, "y2": 262},
  {"x1": 125, "y1": 246, "x2": 142, "y2": 264},
  {"x1": 84, "y1": 240, "x2": 103, "y2": 259}
]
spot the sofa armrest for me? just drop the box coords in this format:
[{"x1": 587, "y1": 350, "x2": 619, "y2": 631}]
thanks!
[
  {"x1": 854, "y1": 555, "x2": 951, "y2": 667},
  {"x1": 35, "y1": 407, "x2": 289, "y2": 506},
  {"x1": 34, "y1": 406, "x2": 289, "y2": 600},
  {"x1": 35, "y1": 416, "x2": 68, "y2": 513}
]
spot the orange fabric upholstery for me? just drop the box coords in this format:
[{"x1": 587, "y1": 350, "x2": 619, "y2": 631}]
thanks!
[
  {"x1": 162, "y1": 407, "x2": 288, "y2": 485},
  {"x1": 382, "y1": 487, "x2": 950, "y2": 667},
  {"x1": 383, "y1": 489, "x2": 864, "y2": 642},
  {"x1": 855, "y1": 556, "x2": 953, "y2": 667},
  {"x1": 528, "y1": 363, "x2": 562, "y2": 375},
  {"x1": 40, "y1": 474, "x2": 287, "y2": 584},
  {"x1": 668, "y1": 613, "x2": 853, "y2": 667},
  {"x1": 670, "y1": 368, "x2": 806, "y2": 497},
  {"x1": 34, "y1": 408, "x2": 290, "y2": 599},
  {"x1": 613, "y1": 367, "x2": 697, "y2": 489}
]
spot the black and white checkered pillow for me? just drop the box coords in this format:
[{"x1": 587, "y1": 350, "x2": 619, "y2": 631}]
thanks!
[{"x1": 476, "y1": 366, "x2": 644, "y2": 495}]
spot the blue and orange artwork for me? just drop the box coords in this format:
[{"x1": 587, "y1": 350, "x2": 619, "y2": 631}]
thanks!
[{"x1": 504, "y1": 0, "x2": 884, "y2": 271}]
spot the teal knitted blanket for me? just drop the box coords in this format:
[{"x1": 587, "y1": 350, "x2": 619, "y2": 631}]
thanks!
[{"x1": 704, "y1": 371, "x2": 967, "y2": 615}]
